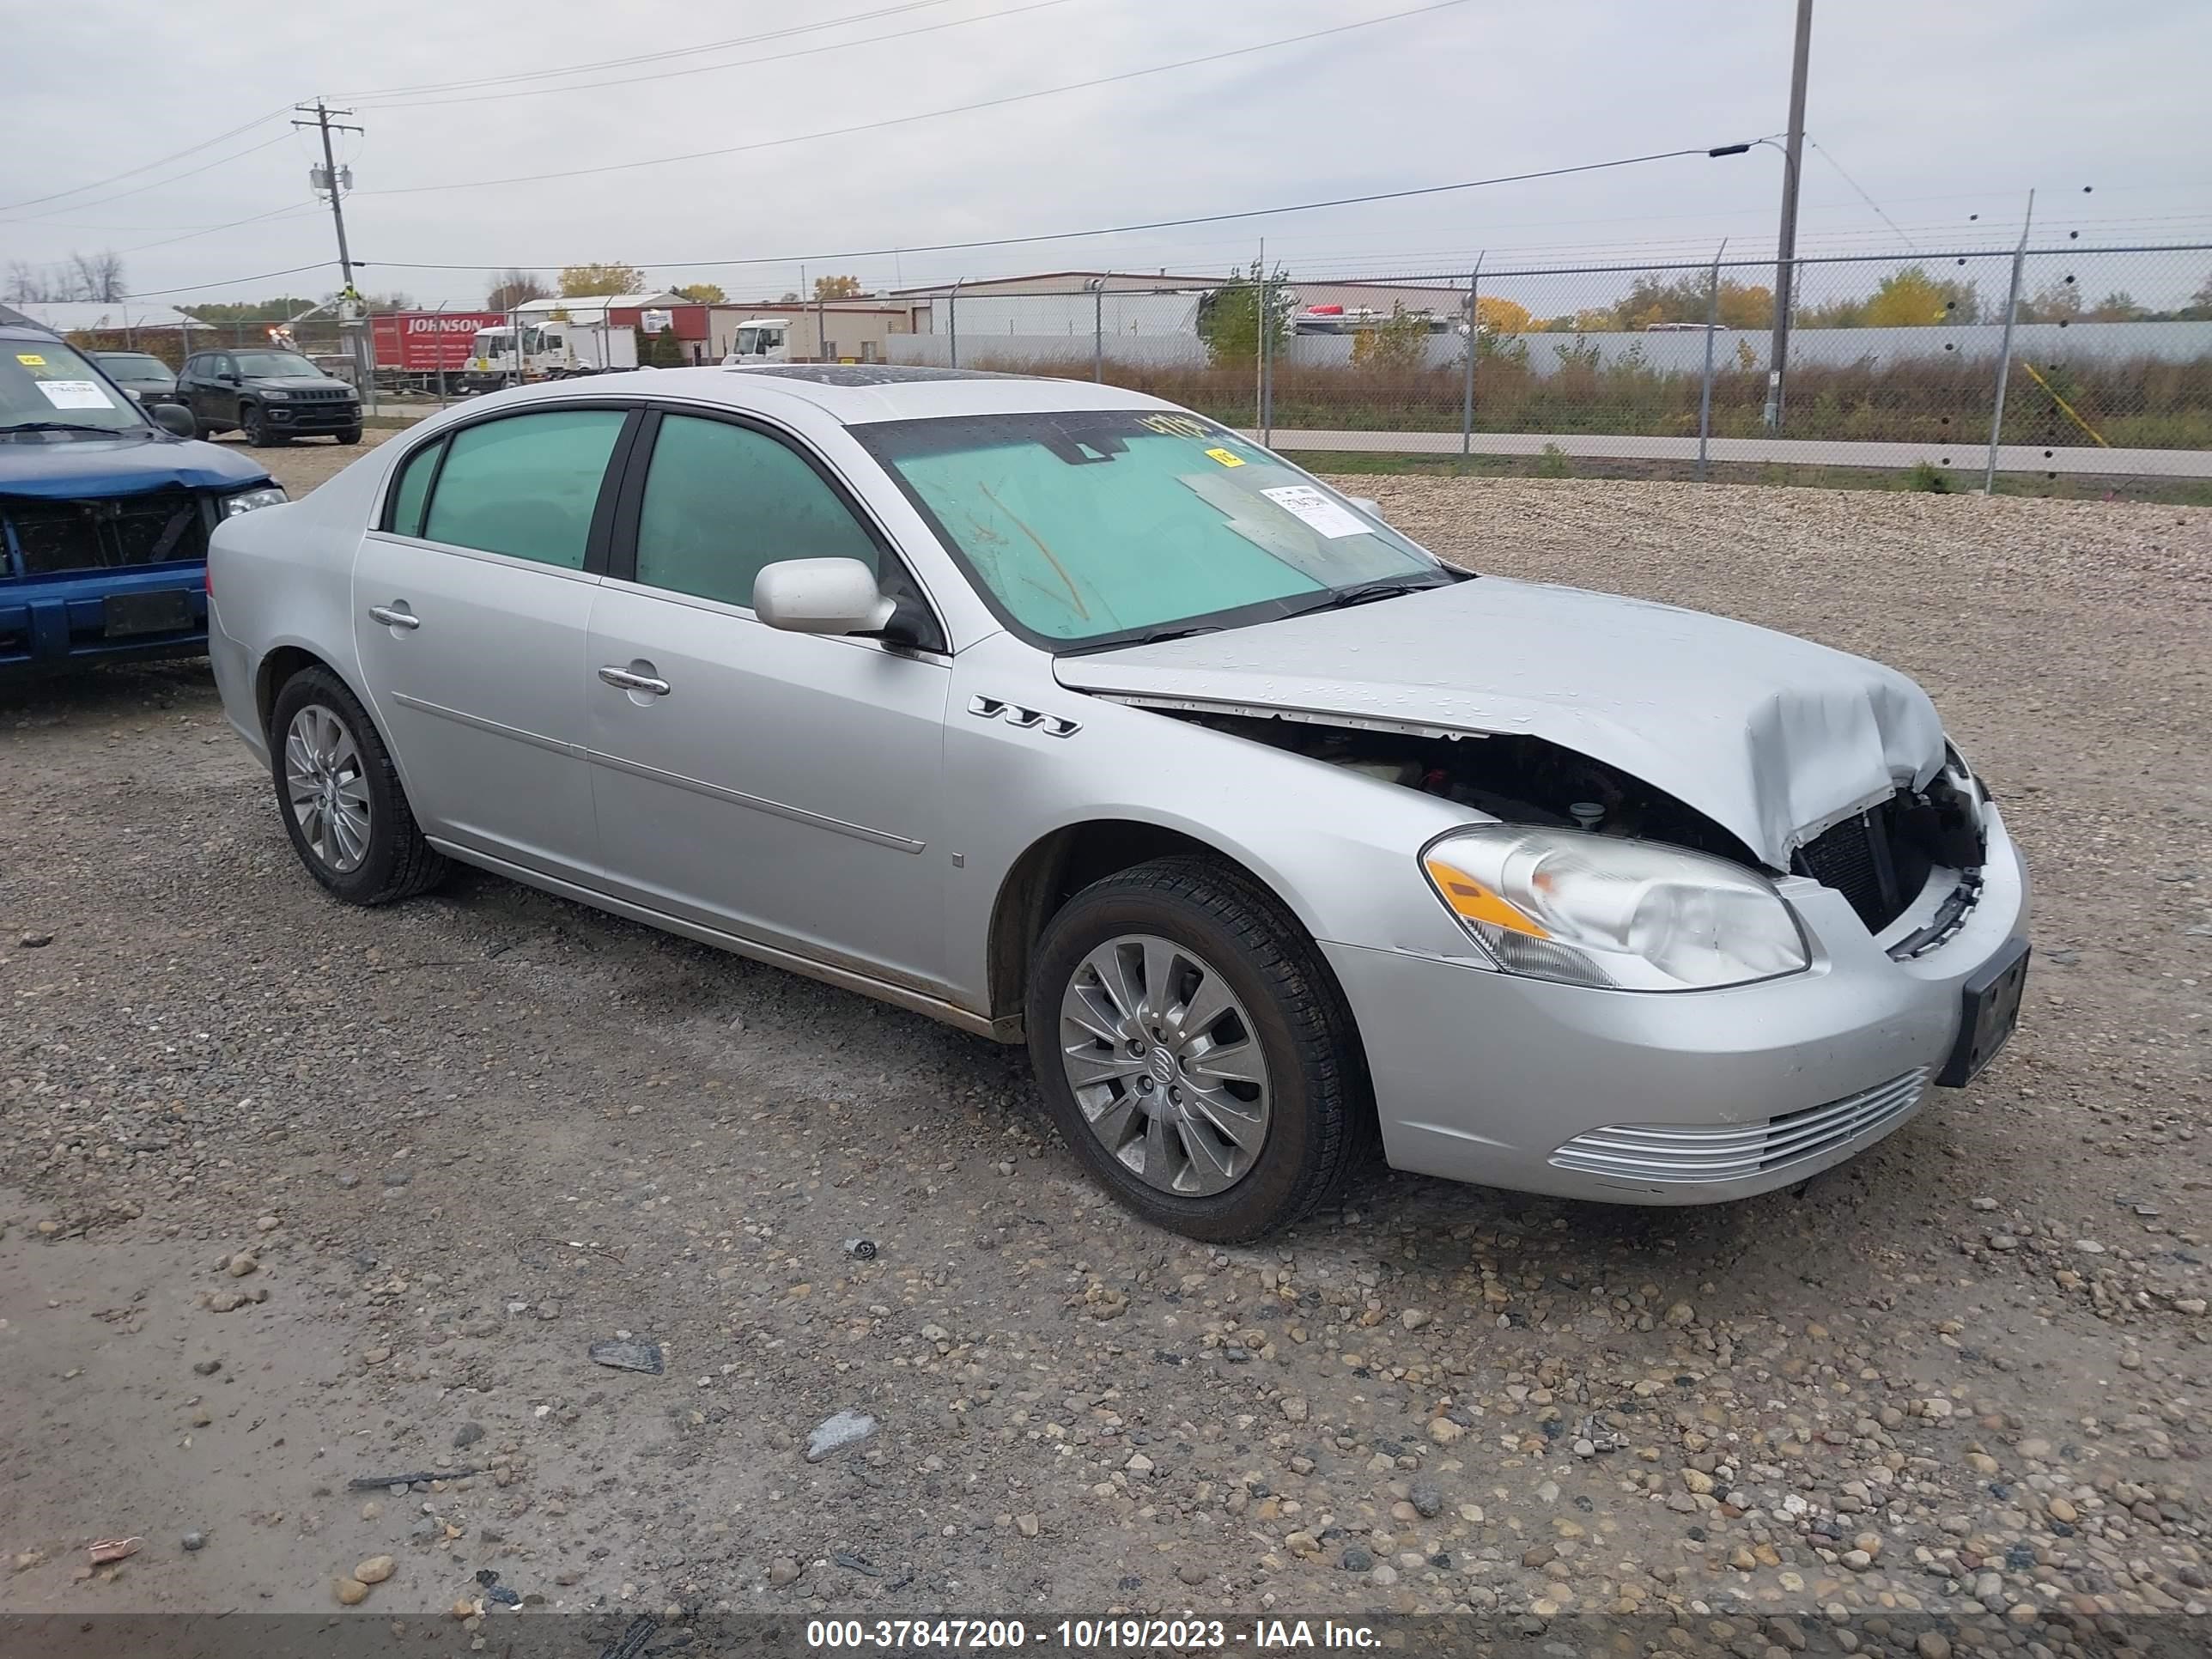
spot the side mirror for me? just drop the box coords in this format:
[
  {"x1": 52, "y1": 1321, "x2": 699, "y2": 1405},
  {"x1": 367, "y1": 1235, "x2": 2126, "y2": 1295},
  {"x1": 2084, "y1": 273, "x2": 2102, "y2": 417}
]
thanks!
[
  {"x1": 1348, "y1": 495, "x2": 1384, "y2": 521},
  {"x1": 753, "y1": 557, "x2": 896, "y2": 635},
  {"x1": 220, "y1": 371, "x2": 241, "y2": 385},
  {"x1": 151, "y1": 403, "x2": 198, "y2": 438}
]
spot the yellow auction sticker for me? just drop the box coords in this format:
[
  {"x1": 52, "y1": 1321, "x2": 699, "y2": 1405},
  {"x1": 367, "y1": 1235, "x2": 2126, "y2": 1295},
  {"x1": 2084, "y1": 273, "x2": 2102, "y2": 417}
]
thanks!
[
  {"x1": 1204, "y1": 447, "x2": 1245, "y2": 467},
  {"x1": 16, "y1": 353, "x2": 47, "y2": 366}
]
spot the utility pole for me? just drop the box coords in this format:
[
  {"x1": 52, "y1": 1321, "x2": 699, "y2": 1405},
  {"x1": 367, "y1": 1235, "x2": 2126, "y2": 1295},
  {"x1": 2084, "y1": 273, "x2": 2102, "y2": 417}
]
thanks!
[
  {"x1": 1764, "y1": 0, "x2": 1813, "y2": 431},
  {"x1": 294, "y1": 100, "x2": 368, "y2": 399}
]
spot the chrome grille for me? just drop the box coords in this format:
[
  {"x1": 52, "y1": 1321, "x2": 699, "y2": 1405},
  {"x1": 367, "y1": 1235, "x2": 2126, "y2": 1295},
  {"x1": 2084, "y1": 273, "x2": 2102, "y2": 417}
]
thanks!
[{"x1": 1549, "y1": 1068, "x2": 1929, "y2": 1185}]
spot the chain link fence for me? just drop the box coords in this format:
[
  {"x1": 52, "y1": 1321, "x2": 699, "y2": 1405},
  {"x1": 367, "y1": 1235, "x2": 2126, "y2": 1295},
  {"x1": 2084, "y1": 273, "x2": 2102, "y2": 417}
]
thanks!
[
  {"x1": 42, "y1": 244, "x2": 2207, "y2": 492},
  {"x1": 888, "y1": 244, "x2": 2212, "y2": 493}
]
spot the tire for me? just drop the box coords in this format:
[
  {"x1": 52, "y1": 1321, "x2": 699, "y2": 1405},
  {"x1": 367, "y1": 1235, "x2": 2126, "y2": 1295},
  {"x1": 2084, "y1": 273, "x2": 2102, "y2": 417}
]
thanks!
[
  {"x1": 268, "y1": 666, "x2": 447, "y2": 907},
  {"x1": 241, "y1": 405, "x2": 271, "y2": 447},
  {"x1": 335, "y1": 427, "x2": 362, "y2": 445},
  {"x1": 1026, "y1": 854, "x2": 1372, "y2": 1243}
]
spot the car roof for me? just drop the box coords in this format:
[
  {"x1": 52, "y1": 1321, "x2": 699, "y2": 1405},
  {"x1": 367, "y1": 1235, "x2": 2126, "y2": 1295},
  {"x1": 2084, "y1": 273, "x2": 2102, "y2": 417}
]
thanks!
[{"x1": 500, "y1": 362, "x2": 1180, "y2": 427}]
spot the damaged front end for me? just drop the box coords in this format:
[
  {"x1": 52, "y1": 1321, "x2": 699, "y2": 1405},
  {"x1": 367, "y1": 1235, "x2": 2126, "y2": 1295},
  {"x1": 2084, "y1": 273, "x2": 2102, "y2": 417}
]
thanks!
[{"x1": 1111, "y1": 696, "x2": 1990, "y2": 959}]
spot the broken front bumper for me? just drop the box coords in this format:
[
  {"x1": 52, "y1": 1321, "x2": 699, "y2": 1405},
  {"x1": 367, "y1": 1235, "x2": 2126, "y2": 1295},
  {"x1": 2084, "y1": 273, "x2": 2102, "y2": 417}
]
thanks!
[
  {"x1": 0, "y1": 567, "x2": 209, "y2": 678},
  {"x1": 1323, "y1": 804, "x2": 2029, "y2": 1205}
]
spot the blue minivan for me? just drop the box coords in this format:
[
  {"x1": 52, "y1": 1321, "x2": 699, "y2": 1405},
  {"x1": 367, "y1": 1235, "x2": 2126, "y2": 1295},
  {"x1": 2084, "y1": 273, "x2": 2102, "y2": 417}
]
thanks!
[{"x1": 2, "y1": 304, "x2": 289, "y2": 679}]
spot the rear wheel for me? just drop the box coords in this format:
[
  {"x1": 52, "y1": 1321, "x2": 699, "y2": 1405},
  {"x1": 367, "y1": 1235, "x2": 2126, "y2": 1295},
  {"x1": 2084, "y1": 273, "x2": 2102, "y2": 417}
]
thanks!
[
  {"x1": 1026, "y1": 855, "x2": 1370, "y2": 1242},
  {"x1": 268, "y1": 667, "x2": 447, "y2": 906}
]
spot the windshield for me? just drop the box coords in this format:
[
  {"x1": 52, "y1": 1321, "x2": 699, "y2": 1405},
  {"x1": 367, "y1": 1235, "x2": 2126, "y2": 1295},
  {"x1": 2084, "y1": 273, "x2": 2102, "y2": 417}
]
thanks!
[
  {"x1": 854, "y1": 409, "x2": 1445, "y2": 647},
  {"x1": 1, "y1": 338, "x2": 146, "y2": 433},
  {"x1": 231, "y1": 350, "x2": 319, "y2": 378},
  {"x1": 97, "y1": 353, "x2": 176, "y2": 386},
  {"x1": 736, "y1": 326, "x2": 780, "y2": 355}
]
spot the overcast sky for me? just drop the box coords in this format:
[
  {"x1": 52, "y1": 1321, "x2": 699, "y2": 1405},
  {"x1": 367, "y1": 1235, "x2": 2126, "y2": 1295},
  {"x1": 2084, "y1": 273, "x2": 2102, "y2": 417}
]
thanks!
[{"x1": 4, "y1": 0, "x2": 2208, "y2": 310}]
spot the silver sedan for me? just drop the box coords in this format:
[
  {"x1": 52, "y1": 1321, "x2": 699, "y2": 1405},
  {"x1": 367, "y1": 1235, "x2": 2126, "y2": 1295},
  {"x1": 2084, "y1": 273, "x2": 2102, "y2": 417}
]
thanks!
[{"x1": 207, "y1": 366, "x2": 2029, "y2": 1241}]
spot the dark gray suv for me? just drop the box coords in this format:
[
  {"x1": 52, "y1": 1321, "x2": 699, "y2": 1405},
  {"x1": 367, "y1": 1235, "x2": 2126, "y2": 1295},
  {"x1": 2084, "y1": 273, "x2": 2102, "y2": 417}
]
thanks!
[{"x1": 177, "y1": 348, "x2": 361, "y2": 447}]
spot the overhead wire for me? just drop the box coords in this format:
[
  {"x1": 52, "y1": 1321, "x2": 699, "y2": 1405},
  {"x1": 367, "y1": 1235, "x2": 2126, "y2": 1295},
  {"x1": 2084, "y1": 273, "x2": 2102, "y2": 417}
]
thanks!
[
  {"x1": 355, "y1": 0, "x2": 1081, "y2": 111},
  {"x1": 0, "y1": 131, "x2": 299, "y2": 226},
  {"x1": 361, "y1": 143, "x2": 1718, "y2": 272},
  {"x1": 1807, "y1": 138, "x2": 1919, "y2": 249},
  {"x1": 360, "y1": 0, "x2": 1475, "y2": 196},
  {"x1": 337, "y1": 0, "x2": 969, "y2": 100},
  {"x1": 0, "y1": 106, "x2": 293, "y2": 214}
]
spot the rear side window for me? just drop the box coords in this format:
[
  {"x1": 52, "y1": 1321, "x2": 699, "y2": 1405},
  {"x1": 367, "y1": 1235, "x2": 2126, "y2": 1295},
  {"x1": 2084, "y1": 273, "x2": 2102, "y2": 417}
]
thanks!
[
  {"x1": 421, "y1": 409, "x2": 626, "y2": 569},
  {"x1": 386, "y1": 438, "x2": 443, "y2": 538},
  {"x1": 633, "y1": 413, "x2": 878, "y2": 608}
]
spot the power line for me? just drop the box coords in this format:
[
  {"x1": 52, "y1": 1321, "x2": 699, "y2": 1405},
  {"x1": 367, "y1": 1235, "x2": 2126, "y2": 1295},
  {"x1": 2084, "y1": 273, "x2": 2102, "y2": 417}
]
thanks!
[
  {"x1": 362, "y1": 0, "x2": 1474, "y2": 196},
  {"x1": 362, "y1": 143, "x2": 1716, "y2": 273},
  {"x1": 338, "y1": 0, "x2": 968, "y2": 100},
  {"x1": 356, "y1": 0, "x2": 1080, "y2": 111},
  {"x1": 0, "y1": 107, "x2": 292, "y2": 214},
  {"x1": 1807, "y1": 138, "x2": 1917, "y2": 249},
  {"x1": 129, "y1": 262, "x2": 334, "y2": 299},
  {"x1": 117, "y1": 204, "x2": 323, "y2": 256},
  {"x1": 0, "y1": 131, "x2": 298, "y2": 226}
]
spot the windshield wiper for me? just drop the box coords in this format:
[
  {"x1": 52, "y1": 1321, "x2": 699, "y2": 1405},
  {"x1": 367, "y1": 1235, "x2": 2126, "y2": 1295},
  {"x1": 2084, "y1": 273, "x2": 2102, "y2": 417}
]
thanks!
[
  {"x1": 1058, "y1": 623, "x2": 1224, "y2": 657},
  {"x1": 1291, "y1": 576, "x2": 1455, "y2": 615},
  {"x1": 0, "y1": 421, "x2": 130, "y2": 438}
]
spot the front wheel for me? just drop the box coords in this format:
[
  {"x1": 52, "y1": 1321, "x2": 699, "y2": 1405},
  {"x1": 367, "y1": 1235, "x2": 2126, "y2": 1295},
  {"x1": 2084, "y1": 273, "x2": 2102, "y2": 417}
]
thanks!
[
  {"x1": 1026, "y1": 856, "x2": 1371, "y2": 1243},
  {"x1": 241, "y1": 406, "x2": 280, "y2": 447},
  {"x1": 334, "y1": 426, "x2": 362, "y2": 445},
  {"x1": 268, "y1": 667, "x2": 447, "y2": 906}
]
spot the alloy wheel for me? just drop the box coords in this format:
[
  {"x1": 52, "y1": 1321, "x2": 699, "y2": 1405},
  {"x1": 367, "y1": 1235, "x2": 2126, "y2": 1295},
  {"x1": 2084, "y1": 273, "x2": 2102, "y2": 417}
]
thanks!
[
  {"x1": 283, "y1": 703, "x2": 372, "y2": 873},
  {"x1": 1057, "y1": 933, "x2": 1272, "y2": 1197}
]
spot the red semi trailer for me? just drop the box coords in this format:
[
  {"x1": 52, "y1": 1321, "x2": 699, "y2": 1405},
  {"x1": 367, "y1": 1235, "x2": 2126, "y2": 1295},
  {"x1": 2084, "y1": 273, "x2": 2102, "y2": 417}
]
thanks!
[{"x1": 368, "y1": 311, "x2": 504, "y2": 393}]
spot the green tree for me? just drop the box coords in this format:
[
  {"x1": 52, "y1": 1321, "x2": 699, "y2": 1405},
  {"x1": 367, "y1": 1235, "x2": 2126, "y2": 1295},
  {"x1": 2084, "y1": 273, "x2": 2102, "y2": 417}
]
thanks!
[
  {"x1": 560, "y1": 263, "x2": 647, "y2": 297},
  {"x1": 672, "y1": 282, "x2": 726, "y2": 304},
  {"x1": 1860, "y1": 265, "x2": 1979, "y2": 327},
  {"x1": 179, "y1": 295, "x2": 319, "y2": 324},
  {"x1": 1349, "y1": 305, "x2": 1433, "y2": 374},
  {"x1": 2087, "y1": 291, "x2": 2146, "y2": 321},
  {"x1": 1195, "y1": 260, "x2": 1291, "y2": 368},
  {"x1": 1715, "y1": 280, "x2": 1774, "y2": 330},
  {"x1": 2018, "y1": 277, "x2": 2082, "y2": 323}
]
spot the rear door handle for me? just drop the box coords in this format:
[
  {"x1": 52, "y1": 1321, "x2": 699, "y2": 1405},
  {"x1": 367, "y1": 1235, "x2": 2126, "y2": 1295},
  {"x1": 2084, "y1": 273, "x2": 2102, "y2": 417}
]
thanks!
[
  {"x1": 599, "y1": 665, "x2": 672, "y2": 696},
  {"x1": 368, "y1": 604, "x2": 419, "y2": 630}
]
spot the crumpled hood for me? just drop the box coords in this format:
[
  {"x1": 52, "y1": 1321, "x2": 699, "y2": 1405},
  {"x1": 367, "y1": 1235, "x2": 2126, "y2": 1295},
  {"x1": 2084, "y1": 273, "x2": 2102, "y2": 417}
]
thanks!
[
  {"x1": 0, "y1": 432, "x2": 269, "y2": 501},
  {"x1": 1054, "y1": 575, "x2": 1948, "y2": 866}
]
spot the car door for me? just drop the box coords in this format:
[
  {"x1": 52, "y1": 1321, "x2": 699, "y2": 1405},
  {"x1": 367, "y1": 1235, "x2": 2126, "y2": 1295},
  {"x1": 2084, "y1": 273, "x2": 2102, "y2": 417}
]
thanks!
[
  {"x1": 178, "y1": 355, "x2": 215, "y2": 425},
  {"x1": 204, "y1": 353, "x2": 243, "y2": 428},
  {"x1": 353, "y1": 404, "x2": 640, "y2": 882},
  {"x1": 583, "y1": 406, "x2": 951, "y2": 994}
]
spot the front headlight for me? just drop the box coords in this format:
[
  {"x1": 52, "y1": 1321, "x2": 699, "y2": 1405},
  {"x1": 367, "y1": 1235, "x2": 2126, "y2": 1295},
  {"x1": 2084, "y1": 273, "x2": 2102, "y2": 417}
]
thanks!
[
  {"x1": 1421, "y1": 825, "x2": 1809, "y2": 992},
  {"x1": 261, "y1": 388, "x2": 292, "y2": 401},
  {"x1": 222, "y1": 485, "x2": 288, "y2": 518}
]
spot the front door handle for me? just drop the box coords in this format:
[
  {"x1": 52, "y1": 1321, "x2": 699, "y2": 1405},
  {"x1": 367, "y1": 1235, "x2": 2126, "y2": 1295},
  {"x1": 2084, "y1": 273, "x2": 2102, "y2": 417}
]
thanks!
[
  {"x1": 368, "y1": 604, "x2": 419, "y2": 630},
  {"x1": 599, "y1": 665, "x2": 672, "y2": 696}
]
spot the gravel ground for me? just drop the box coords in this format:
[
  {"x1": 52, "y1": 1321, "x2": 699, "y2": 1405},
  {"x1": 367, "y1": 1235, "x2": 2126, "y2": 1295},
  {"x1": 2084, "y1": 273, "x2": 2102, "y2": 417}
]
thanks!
[{"x1": 3, "y1": 443, "x2": 2208, "y2": 1650}]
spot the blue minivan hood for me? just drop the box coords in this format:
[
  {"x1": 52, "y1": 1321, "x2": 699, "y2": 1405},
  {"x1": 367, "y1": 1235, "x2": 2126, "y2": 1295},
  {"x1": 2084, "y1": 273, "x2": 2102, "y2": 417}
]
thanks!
[{"x1": 0, "y1": 431, "x2": 269, "y2": 500}]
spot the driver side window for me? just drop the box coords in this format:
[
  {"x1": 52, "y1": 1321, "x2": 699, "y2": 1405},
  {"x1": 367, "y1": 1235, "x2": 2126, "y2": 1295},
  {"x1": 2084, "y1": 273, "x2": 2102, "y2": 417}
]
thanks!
[{"x1": 632, "y1": 414, "x2": 878, "y2": 610}]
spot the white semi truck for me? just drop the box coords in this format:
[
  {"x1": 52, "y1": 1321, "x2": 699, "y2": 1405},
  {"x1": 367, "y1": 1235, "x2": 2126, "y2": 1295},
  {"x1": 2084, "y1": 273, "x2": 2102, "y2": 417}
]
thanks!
[
  {"x1": 720, "y1": 318, "x2": 792, "y2": 365},
  {"x1": 465, "y1": 319, "x2": 641, "y2": 386}
]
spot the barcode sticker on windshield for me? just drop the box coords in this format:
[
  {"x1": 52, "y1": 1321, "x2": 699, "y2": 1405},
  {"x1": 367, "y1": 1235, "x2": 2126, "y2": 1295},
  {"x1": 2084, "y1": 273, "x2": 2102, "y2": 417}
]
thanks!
[
  {"x1": 35, "y1": 379, "x2": 115, "y2": 410},
  {"x1": 1261, "y1": 484, "x2": 1369, "y2": 539}
]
